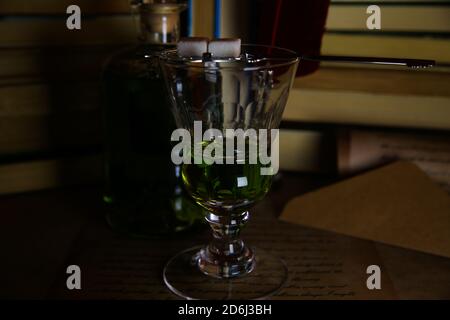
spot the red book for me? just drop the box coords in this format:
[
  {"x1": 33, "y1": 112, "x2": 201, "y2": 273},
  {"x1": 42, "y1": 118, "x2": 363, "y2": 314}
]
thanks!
[{"x1": 254, "y1": 0, "x2": 330, "y2": 76}]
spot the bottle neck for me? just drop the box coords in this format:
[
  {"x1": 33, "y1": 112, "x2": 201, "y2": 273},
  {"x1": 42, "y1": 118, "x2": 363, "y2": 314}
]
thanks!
[{"x1": 135, "y1": 3, "x2": 185, "y2": 45}]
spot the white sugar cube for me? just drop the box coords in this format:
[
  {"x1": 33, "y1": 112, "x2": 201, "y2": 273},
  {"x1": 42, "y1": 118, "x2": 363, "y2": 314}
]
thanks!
[
  {"x1": 177, "y1": 37, "x2": 208, "y2": 57},
  {"x1": 208, "y1": 38, "x2": 241, "y2": 58}
]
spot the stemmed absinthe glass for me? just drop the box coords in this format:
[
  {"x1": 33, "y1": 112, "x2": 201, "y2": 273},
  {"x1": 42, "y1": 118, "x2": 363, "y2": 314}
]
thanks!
[{"x1": 160, "y1": 45, "x2": 299, "y2": 299}]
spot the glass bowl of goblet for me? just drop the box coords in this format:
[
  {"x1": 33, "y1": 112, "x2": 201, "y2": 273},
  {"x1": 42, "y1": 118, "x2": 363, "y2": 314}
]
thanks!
[{"x1": 160, "y1": 45, "x2": 299, "y2": 299}]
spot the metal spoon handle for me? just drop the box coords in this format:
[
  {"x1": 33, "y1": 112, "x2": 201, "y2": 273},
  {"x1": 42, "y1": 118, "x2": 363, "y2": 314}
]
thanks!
[{"x1": 301, "y1": 54, "x2": 435, "y2": 68}]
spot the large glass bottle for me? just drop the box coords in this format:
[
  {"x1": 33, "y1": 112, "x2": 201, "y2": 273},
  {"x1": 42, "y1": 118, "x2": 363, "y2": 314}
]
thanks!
[{"x1": 102, "y1": 0, "x2": 203, "y2": 236}]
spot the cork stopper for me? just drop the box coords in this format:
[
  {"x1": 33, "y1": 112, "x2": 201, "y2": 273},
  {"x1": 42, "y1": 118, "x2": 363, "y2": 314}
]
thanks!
[{"x1": 135, "y1": 0, "x2": 187, "y2": 44}]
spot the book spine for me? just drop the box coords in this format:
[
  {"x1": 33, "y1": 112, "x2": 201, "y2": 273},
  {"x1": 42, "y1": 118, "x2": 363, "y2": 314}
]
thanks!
[
  {"x1": 326, "y1": 4, "x2": 450, "y2": 33},
  {"x1": 214, "y1": 0, "x2": 221, "y2": 38},
  {"x1": 279, "y1": 128, "x2": 337, "y2": 173},
  {"x1": 284, "y1": 87, "x2": 450, "y2": 130},
  {"x1": 187, "y1": 0, "x2": 194, "y2": 36},
  {"x1": 0, "y1": 154, "x2": 102, "y2": 195}
]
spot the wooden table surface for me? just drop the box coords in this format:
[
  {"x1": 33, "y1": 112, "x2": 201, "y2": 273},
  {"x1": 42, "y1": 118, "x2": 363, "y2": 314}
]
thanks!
[{"x1": 1, "y1": 172, "x2": 449, "y2": 299}]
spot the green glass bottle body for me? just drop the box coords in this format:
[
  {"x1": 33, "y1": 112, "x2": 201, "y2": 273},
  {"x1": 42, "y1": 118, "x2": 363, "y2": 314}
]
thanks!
[{"x1": 102, "y1": 13, "x2": 203, "y2": 236}]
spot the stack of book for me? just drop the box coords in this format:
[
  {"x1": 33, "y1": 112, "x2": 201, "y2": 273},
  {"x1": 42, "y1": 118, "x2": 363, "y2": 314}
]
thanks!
[
  {"x1": 323, "y1": 0, "x2": 450, "y2": 62},
  {"x1": 0, "y1": 0, "x2": 137, "y2": 194},
  {"x1": 2, "y1": 0, "x2": 449, "y2": 193},
  {"x1": 282, "y1": 0, "x2": 450, "y2": 191}
]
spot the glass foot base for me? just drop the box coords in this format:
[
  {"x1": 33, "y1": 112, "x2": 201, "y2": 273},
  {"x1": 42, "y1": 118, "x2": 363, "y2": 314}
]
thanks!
[{"x1": 163, "y1": 245, "x2": 287, "y2": 300}]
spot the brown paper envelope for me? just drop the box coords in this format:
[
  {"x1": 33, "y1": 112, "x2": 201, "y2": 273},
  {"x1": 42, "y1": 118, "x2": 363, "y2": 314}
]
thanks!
[{"x1": 280, "y1": 161, "x2": 450, "y2": 258}]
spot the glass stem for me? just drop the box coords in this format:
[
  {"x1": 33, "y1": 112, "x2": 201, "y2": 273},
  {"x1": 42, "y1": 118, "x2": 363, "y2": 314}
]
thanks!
[{"x1": 197, "y1": 211, "x2": 255, "y2": 278}]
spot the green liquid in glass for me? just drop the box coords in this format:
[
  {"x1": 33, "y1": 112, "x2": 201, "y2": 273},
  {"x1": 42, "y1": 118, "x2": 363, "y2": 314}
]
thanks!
[{"x1": 182, "y1": 141, "x2": 273, "y2": 215}]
